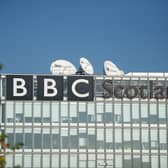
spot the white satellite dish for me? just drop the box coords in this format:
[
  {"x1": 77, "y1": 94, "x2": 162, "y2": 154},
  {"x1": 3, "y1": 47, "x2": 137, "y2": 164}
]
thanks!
[
  {"x1": 78, "y1": 57, "x2": 94, "y2": 75},
  {"x1": 50, "y1": 59, "x2": 77, "y2": 75},
  {"x1": 104, "y1": 60, "x2": 124, "y2": 76}
]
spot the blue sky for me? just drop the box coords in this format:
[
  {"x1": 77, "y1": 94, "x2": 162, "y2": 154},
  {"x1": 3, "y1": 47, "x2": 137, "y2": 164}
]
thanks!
[{"x1": 0, "y1": 0, "x2": 168, "y2": 74}]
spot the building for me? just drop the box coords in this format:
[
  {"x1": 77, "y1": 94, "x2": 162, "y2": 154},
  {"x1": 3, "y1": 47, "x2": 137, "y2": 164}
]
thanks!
[{"x1": 0, "y1": 72, "x2": 168, "y2": 168}]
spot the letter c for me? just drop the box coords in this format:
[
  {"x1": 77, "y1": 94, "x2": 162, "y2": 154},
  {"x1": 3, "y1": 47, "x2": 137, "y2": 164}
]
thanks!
[{"x1": 72, "y1": 79, "x2": 89, "y2": 98}]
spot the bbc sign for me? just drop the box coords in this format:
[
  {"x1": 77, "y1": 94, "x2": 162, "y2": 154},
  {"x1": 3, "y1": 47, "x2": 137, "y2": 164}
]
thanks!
[{"x1": 6, "y1": 75, "x2": 94, "y2": 101}]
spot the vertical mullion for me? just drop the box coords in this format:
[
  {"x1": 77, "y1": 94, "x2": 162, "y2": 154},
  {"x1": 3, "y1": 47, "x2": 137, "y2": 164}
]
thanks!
[
  {"x1": 148, "y1": 78, "x2": 152, "y2": 168},
  {"x1": 41, "y1": 102, "x2": 43, "y2": 168},
  {"x1": 112, "y1": 77, "x2": 115, "y2": 168},
  {"x1": 59, "y1": 101, "x2": 61, "y2": 168},
  {"x1": 104, "y1": 104, "x2": 106, "y2": 166},
  {"x1": 49, "y1": 101, "x2": 52, "y2": 168},
  {"x1": 22, "y1": 102, "x2": 25, "y2": 168},
  {"x1": 13, "y1": 102, "x2": 16, "y2": 167},
  {"x1": 32, "y1": 101, "x2": 34, "y2": 168},
  {"x1": 166, "y1": 77, "x2": 168, "y2": 168},
  {"x1": 95, "y1": 76, "x2": 97, "y2": 168},
  {"x1": 157, "y1": 99, "x2": 160, "y2": 168},
  {"x1": 130, "y1": 99, "x2": 133, "y2": 168},
  {"x1": 4, "y1": 100, "x2": 7, "y2": 166},
  {"x1": 68, "y1": 101, "x2": 70, "y2": 168},
  {"x1": 139, "y1": 77, "x2": 143, "y2": 168},
  {"x1": 86, "y1": 101, "x2": 88, "y2": 168},
  {"x1": 121, "y1": 98, "x2": 124, "y2": 168},
  {"x1": 156, "y1": 78, "x2": 160, "y2": 168},
  {"x1": 104, "y1": 75, "x2": 106, "y2": 167},
  {"x1": 77, "y1": 102, "x2": 79, "y2": 168}
]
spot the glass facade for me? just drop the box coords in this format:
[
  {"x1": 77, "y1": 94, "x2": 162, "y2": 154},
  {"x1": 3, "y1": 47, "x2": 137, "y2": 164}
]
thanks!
[{"x1": 0, "y1": 75, "x2": 168, "y2": 168}]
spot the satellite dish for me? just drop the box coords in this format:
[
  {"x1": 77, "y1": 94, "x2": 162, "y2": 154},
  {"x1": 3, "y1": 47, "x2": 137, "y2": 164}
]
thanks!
[
  {"x1": 50, "y1": 59, "x2": 77, "y2": 75},
  {"x1": 77, "y1": 57, "x2": 94, "y2": 75},
  {"x1": 104, "y1": 60, "x2": 124, "y2": 76}
]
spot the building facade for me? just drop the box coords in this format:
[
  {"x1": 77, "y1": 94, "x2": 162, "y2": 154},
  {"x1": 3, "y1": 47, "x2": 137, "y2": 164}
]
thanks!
[{"x1": 0, "y1": 73, "x2": 168, "y2": 168}]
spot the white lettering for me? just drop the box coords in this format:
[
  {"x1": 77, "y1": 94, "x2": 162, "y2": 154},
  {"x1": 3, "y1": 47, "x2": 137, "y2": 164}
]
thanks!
[
  {"x1": 44, "y1": 79, "x2": 58, "y2": 97},
  {"x1": 13, "y1": 78, "x2": 27, "y2": 96},
  {"x1": 72, "y1": 79, "x2": 89, "y2": 98}
]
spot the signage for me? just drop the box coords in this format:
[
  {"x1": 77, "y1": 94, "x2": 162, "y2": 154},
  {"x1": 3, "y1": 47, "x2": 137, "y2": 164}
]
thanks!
[
  {"x1": 36, "y1": 76, "x2": 63, "y2": 100},
  {"x1": 6, "y1": 75, "x2": 94, "y2": 101},
  {"x1": 67, "y1": 76, "x2": 94, "y2": 101},
  {"x1": 6, "y1": 75, "x2": 33, "y2": 100},
  {"x1": 5, "y1": 75, "x2": 168, "y2": 101},
  {"x1": 103, "y1": 80, "x2": 168, "y2": 99}
]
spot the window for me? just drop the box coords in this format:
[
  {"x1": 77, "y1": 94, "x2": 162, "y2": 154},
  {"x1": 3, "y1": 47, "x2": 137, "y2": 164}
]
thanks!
[{"x1": 51, "y1": 102, "x2": 59, "y2": 123}]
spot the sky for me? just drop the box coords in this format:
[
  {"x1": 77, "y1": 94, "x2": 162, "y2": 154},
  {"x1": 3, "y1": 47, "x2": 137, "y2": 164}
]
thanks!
[{"x1": 0, "y1": 0, "x2": 168, "y2": 75}]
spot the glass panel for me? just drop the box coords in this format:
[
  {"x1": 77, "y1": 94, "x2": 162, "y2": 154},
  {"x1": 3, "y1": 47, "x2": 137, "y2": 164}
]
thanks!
[
  {"x1": 24, "y1": 102, "x2": 32, "y2": 122},
  {"x1": 79, "y1": 128, "x2": 87, "y2": 149},
  {"x1": 96, "y1": 103, "x2": 104, "y2": 113},
  {"x1": 160, "y1": 129, "x2": 166, "y2": 150},
  {"x1": 124, "y1": 128, "x2": 131, "y2": 150},
  {"x1": 33, "y1": 154, "x2": 41, "y2": 168},
  {"x1": 158, "y1": 104, "x2": 166, "y2": 123},
  {"x1": 70, "y1": 102, "x2": 77, "y2": 123},
  {"x1": 70, "y1": 128, "x2": 78, "y2": 149},
  {"x1": 70, "y1": 154, "x2": 77, "y2": 167},
  {"x1": 106, "y1": 154, "x2": 113, "y2": 168},
  {"x1": 52, "y1": 128, "x2": 59, "y2": 149},
  {"x1": 106, "y1": 128, "x2": 113, "y2": 149},
  {"x1": 24, "y1": 127, "x2": 32, "y2": 149},
  {"x1": 79, "y1": 102, "x2": 86, "y2": 112},
  {"x1": 88, "y1": 102, "x2": 95, "y2": 123},
  {"x1": 123, "y1": 103, "x2": 130, "y2": 123},
  {"x1": 15, "y1": 102, "x2": 23, "y2": 122},
  {"x1": 61, "y1": 154, "x2": 68, "y2": 168},
  {"x1": 61, "y1": 128, "x2": 68, "y2": 149},
  {"x1": 124, "y1": 154, "x2": 131, "y2": 168},
  {"x1": 132, "y1": 103, "x2": 139, "y2": 123},
  {"x1": 88, "y1": 154, "x2": 95, "y2": 167},
  {"x1": 34, "y1": 128, "x2": 41, "y2": 149},
  {"x1": 88, "y1": 128, "x2": 95, "y2": 149},
  {"x1": 151, "y1": 129, "x2": 158, "y2": 149},
  {"x1": 51, "y1": 102, "x2": 59, "y2": 123},
  {"x1": 34, "y1": 102, "x2": 41, "y2": 122},
  {"x1": 141, "y1": 103, "x2": 148, "y2": 123},
  {"x1": 115, "y1": 128, "x2": 122, "y2": 149},
  {"x1": 142, "y1": 128, "x2": 149, "y2": 149},
  {"x1": 61, "y1": 102, "x2": 68, "y2": 123},
  {"x1": 43, "y1": 154, "x2": 50, "y2": 167},
  {"x1": 160, "y1": 156, "x2": 167, "y2": 168},
  {"x1": 42, "y1": 102, "x2": 50, "y2": 122},
  {"x1": 133, "y1": 128, "x2": 140, "y2": 149},
  {"x1": 6, "y1": 101, "x2": 14, "y2": 122},
  {"x1": 15, "y1": 128, "x2": 23, "y2": 144},
  {"x1": 115, "y1": 154, "x2": 122, "y2": 168},
  {"x1": 150, "y1": 103, "x2": 157, "y2": 124},
  {"x1": 6, "y1": 155, "x2": 13, "y2": 167},
  {"x1": 6, "y1": 128, "x2": 14, "y2": 146},
  {"x1": 142, "y1": 155, "x2": 150, "y2": 168},
  {"x1": 43, "y1": 128, "x2": 50, "y2": 149},
  {"x1": 51, "y1": 154, "x2": 59, "y2": 167},
  {"x1": 97, "y1": 128, "x2": 104, "y2": 149},
  {"x1": 24, "y1": 155, "x2": 32, "y2": 168},
  {"x1": 133, "y1": 155, "x2": 141, "y2": 168},
  {"x1": 114, "y1": 103, "x2": 121, "y2": 123},
  {"x1": 79, "y1": 154, "x2": 86, "y2": 167},
  {"x1": 15, "y1": 154, "x2": 22, "y2": 167},
  {"x1": 151, "y1": 156, "x2": 158, "y2": 168},
  {"x1": 97, "y1": 154, "x2": 105, "y2": 168}
]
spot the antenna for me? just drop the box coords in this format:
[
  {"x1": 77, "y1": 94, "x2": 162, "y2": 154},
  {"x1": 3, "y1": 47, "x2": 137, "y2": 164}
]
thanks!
[
  {"x1": 77, "y1": 57, "x2": 94, "y2": 75},
  {"x1": 50, "y1": 59, "x2": 77, "y2": 75},
  {"x1": 104, "y1": 60, "x2": 124, "y2": 76}
]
